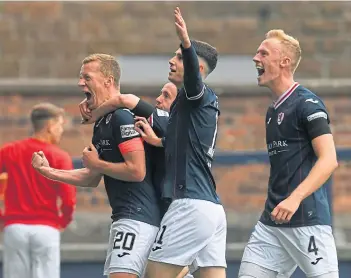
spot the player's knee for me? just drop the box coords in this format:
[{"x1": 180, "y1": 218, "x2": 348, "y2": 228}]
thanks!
[
  {"x1": 146, "y1": 260, "x2": 184, "y2": 278},
  {"x1": 310, "y1": 271, "x2": 339, "y2": 278},
  {"x1": 238, "y1": 262, "x2": 277, "y2": 278},
  {"x1": 109, "y1": 272, "x2": 138, "y2": 278},
  {"x1": 192, "y1": 266, "x2": 225, "y2": 278},
  {"x1": 176, "y1": 266, "x2": 191, "y2": 278}
]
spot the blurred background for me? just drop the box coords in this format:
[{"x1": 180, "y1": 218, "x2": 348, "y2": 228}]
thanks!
[{"x1": 0, "y1": 1, "x2": 351, "y2": 277}]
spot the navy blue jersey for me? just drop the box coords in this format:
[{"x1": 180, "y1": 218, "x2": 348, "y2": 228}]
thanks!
[
  {"x1": 92, "y1": 109, "x2": 161, "y2": 227},
  {"x1": 260, "y1": 83, "x2": 332, "y2": 227},
  {"x1": 162, "y1": 44, "x2": 220, "y2": 204},
  {"x1": 145, "y1": 108, "x2": 170, "y2": 215},
  {"x1": 147, "y1": 108, "x2": 169, "y2": 196}
]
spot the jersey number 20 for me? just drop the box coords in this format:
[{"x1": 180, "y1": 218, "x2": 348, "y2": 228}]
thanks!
[{"x1": 113, "y1": 231, "x2": 136, "y2": 251}]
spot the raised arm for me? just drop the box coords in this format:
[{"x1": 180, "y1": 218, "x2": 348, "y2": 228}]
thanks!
[
  {"x1": 174, "y1": 7, "x2": 205, "y2": 101},
  {"x1": 32, "y1": 151, "x2": 102, "y2": 188}
]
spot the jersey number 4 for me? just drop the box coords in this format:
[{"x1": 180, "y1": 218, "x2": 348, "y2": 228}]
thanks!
[{"x1": 308, "y1": 235, "x2": 319, "y2": 255}]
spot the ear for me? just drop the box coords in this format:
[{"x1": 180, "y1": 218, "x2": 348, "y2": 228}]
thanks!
[
  {"x1": 280, "y1": 56, "x2": 291, "y2": 69},
  {"x1": 104, "y1": 76, "x2": 114, "y2": 87},
  {"x1": 198, "y1": 58, "x2": 208, "y2": 77},
  {"x1": 198, "y1": 63, "x2": 207, "y2": 77},
  {"x1": 45, "y1": 119, "x2": 54, "y2": 134}
]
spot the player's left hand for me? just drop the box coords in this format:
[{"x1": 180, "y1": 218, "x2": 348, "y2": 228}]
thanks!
[
  {"x1": 82, "y1": 143, "x2": 100, "y2": 169},
  {"x1": 174, "y1": 7, "x2": 191, "y2": 48},
  {"x1": 271, "y1": 195, "x2": 301, "y2": 224},
  {"x1": 79, "y1": 98, "x2": 93, "y2": 124},
  {"x1": 134, "y1": 116, "x2": 159, "y2": 146}
]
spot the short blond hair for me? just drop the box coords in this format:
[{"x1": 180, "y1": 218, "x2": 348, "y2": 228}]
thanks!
[
  {"x1": 266, "y1": 29, "x2": 301, "y2": 73},
  {"x1": 82, "y1": 53, "x2": 121, "y2": 86}
]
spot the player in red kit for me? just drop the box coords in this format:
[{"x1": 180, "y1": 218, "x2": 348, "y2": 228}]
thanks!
[{"x1": 0, "y1": 103, "x2": 76, "y2": 278}]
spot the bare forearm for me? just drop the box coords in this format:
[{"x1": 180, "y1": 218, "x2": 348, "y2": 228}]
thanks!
[
  {"x1": 39, "y1": 167, "x2": 100, "y2": 187},
  {"x1": 95, "y1": 160, "x2": 145, "y2": 182},
  {"x1": 150, "y1": 137, "x2": 163, "y2": 147},
  {"x1": 291, "y1": 157, "x2": 338, "y2": 201}
]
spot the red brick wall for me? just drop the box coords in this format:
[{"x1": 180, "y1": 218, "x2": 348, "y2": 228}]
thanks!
[
  {"x1": 1, "y1": 94, "x2": 350, "y2": 214},
  {"x1": 1, "y1": 2, "x2": 350, "y2": 79}
]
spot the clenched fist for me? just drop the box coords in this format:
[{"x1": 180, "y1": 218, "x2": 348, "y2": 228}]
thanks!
[{"x1": 32, "y1": 151, "x2": 50, "y2": 170}]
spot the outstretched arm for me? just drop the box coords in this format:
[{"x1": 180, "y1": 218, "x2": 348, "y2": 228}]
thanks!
[{"x1": 32, "y1": 151, "x2": 102, "y2": 188}]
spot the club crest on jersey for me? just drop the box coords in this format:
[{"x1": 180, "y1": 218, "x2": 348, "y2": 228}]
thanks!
[
  {"x1": 277, "y1": 112, "x2": 284, "y2": 125},
  {"x1": 106, "y1": 113, "x2": 112, "y2": 124}
]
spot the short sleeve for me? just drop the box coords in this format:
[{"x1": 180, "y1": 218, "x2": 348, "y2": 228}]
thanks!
[
  {"x1": 111, "y1": 109, "x2": 141, "y2": 146},
  {"x1": 300, "y1": 97, "x2": 331, "y2": 140}
]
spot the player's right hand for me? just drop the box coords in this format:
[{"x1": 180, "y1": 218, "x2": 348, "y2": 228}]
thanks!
[
  {"x1": 174, "y1": 7, "x2": 191, "y2": 48},
  {"x1": 31, "y1": 151, "x2": 50, "y2": 170},
  {"x1": 134, "y1": 116, "x2": 160, "y2": 146}
]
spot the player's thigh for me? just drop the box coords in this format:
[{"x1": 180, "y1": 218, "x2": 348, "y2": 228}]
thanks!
[
  {"x1": 149, "y1": 199, "x2": 220, "y2": 269},
  {"x1": 104, "y1": 219, "x2": 159, "y2": 278},
  {"x1": 190, "y1": 204, "x2": 227, "y2": 276},
  {"x1": 30, "y1": 225, "x2": 60, "y2": 278},
  {"x1": 238, "y1": 262, "x2": 279, "y2": 278},
  {"x1": 146, "y1": 260, "x2": 186, "y2": 278},
  {"x1": 3, "y1": 224, "x2": 31, "y2": 278},
  {"x1": 240, "y1": 221, "x2": 296, "y2": 276},
  {"x1": 276, "y1": 225, "x2": 338, "y2": 277}
]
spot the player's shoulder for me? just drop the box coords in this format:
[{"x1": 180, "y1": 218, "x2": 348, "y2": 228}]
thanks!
[
  {"x1": 204, "y1": 84, "x2": 218, "y2": 98},
  {"x1": 0, "y1": 140, "x2": 17, "y2": 150},
  {"x1": 110, "y1": 108, "x2": 135, "y2": 125},
  {"x1": 296, "y1": 85, "x2": 324, "y2": 103},
  {"x1": 295, "y1": 85, "x2": 327, "y2": 110},
  {"x1": 1, "y1": 138, "x2": 35, "y2": 152},
  {"x1": 112, "y1": 108, "x2": 134, "y2": 118},
  {"x1": 196, "y1": 84, "x2": 219, "y2": 109}
]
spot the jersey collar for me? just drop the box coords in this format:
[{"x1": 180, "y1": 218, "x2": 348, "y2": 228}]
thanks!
[{"x1": 273, "y1": 82, "x2": 299, "y2": 110}]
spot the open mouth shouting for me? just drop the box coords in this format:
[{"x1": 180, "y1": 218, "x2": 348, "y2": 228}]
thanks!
[
  {"x1": 83, "y1": 90, "x2": 96, "y2": 109},
  {"x1": 256, "y1": 65, "x2": 265, "y2": 77},
  {"x1": 84, "y1": 91, "x2": 92, "y2": 101}
]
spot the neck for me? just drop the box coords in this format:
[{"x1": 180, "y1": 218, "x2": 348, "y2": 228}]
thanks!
[
  {"x1": 268, "y1": 75, "x2": 295, "y2": 99},
  {"x1": 104, "y1": 87, "x2": 121, "y2": 101},
  {"x1": 32, "y1": 132, "x2": 53, "y2": 144}
]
